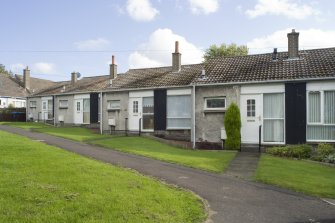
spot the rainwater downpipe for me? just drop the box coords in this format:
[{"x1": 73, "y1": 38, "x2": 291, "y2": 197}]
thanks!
[
  {"x1": 100, "y1": 92, "x2": 103, "y2": 135},
  {"x1": 192, "y1": 84, "x2": 196, "y2": 149}
]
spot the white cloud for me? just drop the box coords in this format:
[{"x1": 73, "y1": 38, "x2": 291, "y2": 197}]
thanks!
[
  {"x1": 74, "y1": 38, "x2": 110, "y2": 50},
  {"x1": 188, "y1": 0, "x2": 219, "y2": 14},
  {"x1": 129, "y1": 28, "x2": 203, "y2": 69},
  {"x1": 9, "y1": 63, "x2": 25, "y2": 73},
  {"x1": 126, "y1": 0, "x2": 159, "y2": 22},
  {"x1": 32, "y1": 63, "x2": 56, "y2": 75},
  {"x1": 247, "y1": 28, "x2": 335, "y2": 54},
  {"x1": 245, "y1": 0, "x2": 319, "y2": 20}
]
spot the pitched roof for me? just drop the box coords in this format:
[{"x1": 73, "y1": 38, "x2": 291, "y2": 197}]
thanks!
[
  {"x1": 109, "y1": 64, "x2": 203, "y2": 89},
  {"x1": 31, "y1": 75, "x2": 110, "y2": 96},
  {"x1": 13, "y1": 74, "x2": 55, "y2": 93},
  {"x1": 192, "y1": 47, "x2": 335, "y2": 85},
  {"x1": 0, "y1": 73, "x2": 27, "y2": 97}
]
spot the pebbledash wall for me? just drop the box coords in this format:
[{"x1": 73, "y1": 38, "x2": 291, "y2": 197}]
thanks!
[
  {"x1": 102, "y1": 91, "x2": 129, "y2": 133},
  {"x1": 194, "y1": 85, "x2": 240, "y2": 145}
]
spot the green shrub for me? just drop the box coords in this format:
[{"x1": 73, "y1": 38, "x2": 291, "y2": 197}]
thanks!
[
  {"x1": 266, "y1": 144, "x2": 312, "y2": 159},
  {"x1": 316, "y1": 143, "x2": 334, "y2": 157},
  {"x1": 323, "y1": 154, "x2": 335, "y2": 164},
  {"x1": 290, "y1": 144, "x2": 312, "y2": 159},
  {"x1": 224, "y1": 103, "x2": 241, "y2": 150}
]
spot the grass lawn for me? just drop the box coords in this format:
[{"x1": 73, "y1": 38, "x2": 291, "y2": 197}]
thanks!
[
  {"x1": 35, "y1": 127, "x2": 110, "y2": 142},
  {"x1": 0, "y1": 121, "x2": 50, "y2": 129},
  {"x1": 0, "y1": 130, "x2": 206, "y2": 223},
  {"x1": 92, "y1": 137, "x2": 237, "y2": 173},
  {"x1": 255, "y1": 155, "x2": 335, "y2": 198}
]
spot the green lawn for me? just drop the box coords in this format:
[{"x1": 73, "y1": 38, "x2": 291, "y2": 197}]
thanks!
[
  {"x1": 92, "y1": 137, "x2": 236, "y2": 173},
  {"x1": 0, "y1": 130, "x2": 206, "y2": 223},
  {"x1": 255, "y1": 155, "x2": 335, "y2": 198},
  {"x1": 0, "y1": 121, "x2": 50, "y2": 129},
  {"x1": 36, "y1": 127, "x2": 110, "y2": 142}
]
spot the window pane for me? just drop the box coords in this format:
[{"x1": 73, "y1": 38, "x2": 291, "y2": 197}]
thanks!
[
  {"x1": 263, "y1": 93, "x2": 284, "y2": 142},
  {"x1": 247, "y1": 99, "x2": 255, "y2": 117},
  {"x1": 108, "y1": 100, "x2": 120, "y2": 109},
  {"x1": 133, "y1": 101, "x2": 138, "y2": 113},
  {"x1": 167, "y1": 118, "x2": 191, "y2": 129},
  {"x1": 263, "y1": 94, "x2": 284, "y2": 119},
  {"x1": 206, "y1": 98, "x2": 225, "y2": 108},
  {"x1": 307, "y1": 125, "x2": 335, "y2": 141},
  {"x1": 309, "y1": 92, "x2": 321, "y2": 123},
  {"x1": 324, "y1": 91, "x2": 335, "y2": 124},
  {"x1": 167, "y1": 95, "x2": 191, "y2": 128},
  {"x1": 143, "y1": 114, "x2": 154, "y2": 130},
  {"x1": 83, "y1": 99, "x2": 90, "y2": 123},
  {"x1": 59, "y1": 100, "x2": 68, "y2": 107},
  {"x1": 263, "y1": 120, "x2": 284, "y2": 142},
  {"x1": 143, "y1": 97, "x2": 154, "y2": 114}
]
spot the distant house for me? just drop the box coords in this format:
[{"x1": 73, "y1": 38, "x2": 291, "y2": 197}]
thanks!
[
  {"x1": 27, "y1": 29, "x2": 335, "y2": 147},
  {"x1": 0, "y1": 67, "x2": 54, "y2": 109}
]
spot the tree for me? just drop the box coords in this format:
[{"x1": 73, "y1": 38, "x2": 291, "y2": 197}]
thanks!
[
  {"x1": 0, "y1": 64, "x2": 12, "y2": 76},
  {"x1": 203, "y1": 43, "x2": 248, "y2": 61},
  {"x1": 224, "y1": 103, "x2": 241, "y2": 150}
]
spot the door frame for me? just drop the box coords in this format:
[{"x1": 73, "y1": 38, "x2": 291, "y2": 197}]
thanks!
[{"x1": 240, "y1": 94, "x2": 262, "y2": 144}]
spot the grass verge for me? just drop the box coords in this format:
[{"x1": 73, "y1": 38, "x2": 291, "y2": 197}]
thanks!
[
  {"x1": 0, "y1": 121, "x2": 50, "y2": 129},
  {"x1": 0, "y1": 130, "x2": 206, "y2": 223},
  {"x1": 91, "y1": 136, "x2": 236, "y2": 173},
  {"x1": 35, "y1": 127, "x2": 109, "y2": 142},
  {"x1": 255, "y1": 155, "x2": 335, "y2": 198}
]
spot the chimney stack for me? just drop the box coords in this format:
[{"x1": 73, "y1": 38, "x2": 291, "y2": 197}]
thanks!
[
  {"x1": 287, "y1": 29, "x2": 299, "y2": 59},
  {"x1": 71, "y1": 71, "x2": 77, "y2": 85},
  {"x1": 23, "y1": 66, "x2": 30, "y2": 90},
  {"x1": 109, "y1": 55, "x2": 117, "y2": 79},
  {"x1": 172, "y1": 41, "x2": 181, "y2": 72}
]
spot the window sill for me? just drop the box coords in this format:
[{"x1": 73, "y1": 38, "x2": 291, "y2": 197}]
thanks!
[
  {"x1": 59, "y1": 107, "x2": 68, "y2": 109},
  {"x1": 166, "y1": 128, "x2": 191, "y2": 130},
  {"x1": 203, "y1": 109, "x2": 226, "y2": 113}
]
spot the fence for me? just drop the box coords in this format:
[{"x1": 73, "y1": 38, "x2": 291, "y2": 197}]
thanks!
[{"x1": 0, "y1": 108, "x2": 26, "y2": 122}]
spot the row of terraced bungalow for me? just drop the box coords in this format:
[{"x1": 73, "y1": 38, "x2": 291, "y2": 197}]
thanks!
[{"x1": 27, "y1": 30, "x2": 335, "y2": 148}]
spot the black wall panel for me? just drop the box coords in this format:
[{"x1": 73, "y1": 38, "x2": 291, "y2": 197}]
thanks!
[
  {"x1": 285, "y1": 82, "x2": 306, "y2": 144},
  {"x1": 154, "y1": 89, "x2": 167, "y2": 130},
  {"x1": 90, "y1": 93, "x2": 99, "y2": 124}
]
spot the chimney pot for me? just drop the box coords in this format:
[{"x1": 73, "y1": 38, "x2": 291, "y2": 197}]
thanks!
[
  {"x1": 175, "y1": 41, "x2": 179, "y2": 53},
  {"x1": 110, "y1": 55, "x2": 117, "y2": 79}
]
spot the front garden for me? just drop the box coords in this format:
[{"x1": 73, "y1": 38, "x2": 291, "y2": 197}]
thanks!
[
  {"x1": 256, "y1": 143, "x2": 335, "y2": 198},
  {"x1": 0, "y1": 130, "x2": 206, "y2": 222}
]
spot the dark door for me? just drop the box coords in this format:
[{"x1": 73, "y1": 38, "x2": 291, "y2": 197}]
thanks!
[
  {"x1": 285, "y1": 82, "x2": 306, "y2": 144},
  {"x1": 154, "y1": 89, "x2": 167, "y2": 130},
  {"x1": 90, "y1": 93, "x2": 99, "y2": 124}
]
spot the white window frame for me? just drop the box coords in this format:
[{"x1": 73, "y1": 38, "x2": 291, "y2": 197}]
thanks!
[
  {"x1": 59, "y1": 100, "x2": 68, "y2": 109},
  {"x1": 107, "y1": 100, "x2": 121, "y2": 110},
  {"x1": 204, "y1": 97, "x2": 226, "y2": 111},
  {"x1": 307, "y1": 89, "x2": 335, "y2": 142},
  {"x1": 167, "y1": 94, "x2": 192, "y2": 130},
  {"x1": 30, "y1": 101, "x2": 37, "y2": 108}
]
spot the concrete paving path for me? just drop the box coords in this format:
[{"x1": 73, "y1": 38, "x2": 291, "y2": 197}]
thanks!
[
  {"x1": 225, "y1": 152, "x2": 260, "y2": 180},
  {"x1": 1, "y1": 125, "x2": 334, "y2": 223}
]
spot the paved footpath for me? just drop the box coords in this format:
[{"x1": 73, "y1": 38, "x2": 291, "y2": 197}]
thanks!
[{"x1": 1, "y1": 125, "x2": 334, "y2": 223}]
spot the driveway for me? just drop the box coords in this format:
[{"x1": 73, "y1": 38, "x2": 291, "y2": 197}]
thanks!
[{"x1": 0, "y1": 125, "x2": 334, "y2": 223}]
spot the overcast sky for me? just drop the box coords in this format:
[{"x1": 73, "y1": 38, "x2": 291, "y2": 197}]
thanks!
[{"x1": 1, "y1": 0, "x2": 335, "y2": 81}]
